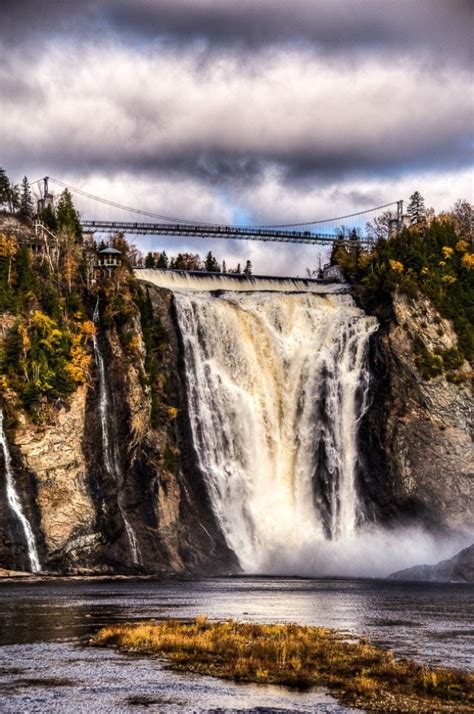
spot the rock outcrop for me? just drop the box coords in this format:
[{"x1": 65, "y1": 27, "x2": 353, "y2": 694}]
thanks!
[
  {"x1": 389, "y1": 544, "x2": 474, "y2": 582},
  {"x1": 1, "y1": 284, "x2": 237, "y2": 575},
  {"x1": 1, "y1": 273, "x2": 472, "y2": 575},
  {"x1": 360, "y1": 291, "x2": 472, "y2": 532}
]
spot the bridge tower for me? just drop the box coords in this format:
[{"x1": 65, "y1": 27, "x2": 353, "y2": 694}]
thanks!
[{"x1": 36, "y1": 176, "x2": 55, "y2": 213}]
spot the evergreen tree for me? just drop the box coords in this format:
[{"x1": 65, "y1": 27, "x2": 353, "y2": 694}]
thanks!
[
  {"x1": 222, "y1": 259, "x2": 227, "y2": 273},
  {"x1": 204, "y1": 250, "x2": 220, "y2": 272},
  {"x1": 39, "y1": 203, "x2": 57, "y2": 232},
  {"x1": 145, "y1": 252, "x2": 155, "y2": 268},
  {"x1": 243, "y1": 259, "x2": 252, "y2": 275},
  {"x1": 235, "y1": 262, "x2": 241, "y2": 274},
  {"x1": 56, "y1": 189, "x2": 82, "y2": 241},
  {"x1": 19, "y1": 176, "x2": 33, "y2": 220},
  {"x1": 157, "y1": 251, "x2": 169, "y2": 269},
  {"x1": 15, "y1": 246, "x2": 37, "y2": 310},
  {"x1": 8, "y1": 183, "x2": 20, "y2": 213},
  {"x1": 407, "y1": 191, "x2": 426, "y2": 226},
  {"x1": 330, "y1": 237, "x2": 344, "y2": 266},
  {"x1": 0, "y1": 168, "x2": 10, "y2": 210},
  {"x1": 349, "y1": 228, "x2": 361, "y2": 263}
]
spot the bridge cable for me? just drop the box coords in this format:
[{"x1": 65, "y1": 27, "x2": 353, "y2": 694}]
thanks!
[{"x1": 38, "y1": 177, "x2": 401, "y2": 232}]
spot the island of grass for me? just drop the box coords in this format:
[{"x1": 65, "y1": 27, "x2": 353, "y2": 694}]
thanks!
[{"x1": 91, "y1": 618, "x2": 473, "y2": 713}]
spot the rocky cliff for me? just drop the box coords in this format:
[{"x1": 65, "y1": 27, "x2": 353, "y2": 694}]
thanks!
[
  {"x1": 0, "y1": 275, "x2": 472, "y2": 575},
  {"x1": 0, "y1": 284, "x2": 236, "y2": 575},
  {"x1": 360, "y1": 290, "x2": 472, "y2": 532}
]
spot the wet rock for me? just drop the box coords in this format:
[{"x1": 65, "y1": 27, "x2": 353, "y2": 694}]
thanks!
[
  {"x1": 389, "y1": 543, "x2": 474, "y2": 582},
  {"x1": 360, "y1": 291, "x2": 473, "y2": 532}
]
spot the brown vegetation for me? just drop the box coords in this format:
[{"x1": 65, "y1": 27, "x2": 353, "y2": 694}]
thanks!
[{"x1": 91, "y1": 618, "x2": 474, "y2": 713}]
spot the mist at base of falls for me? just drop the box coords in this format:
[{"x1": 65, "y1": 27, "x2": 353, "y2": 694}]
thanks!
[{"x1": 254, "y1": 525, "x2": 472, "y2": 579}]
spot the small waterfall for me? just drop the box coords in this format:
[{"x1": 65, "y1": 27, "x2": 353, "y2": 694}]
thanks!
[
  {"x1": 0, "y1": 410, "x2": 41, "y2": 573},
  {"x1": 136, "y1": 268, "x2": 349, "y2": 293},
  {"x1": 92, "y1": 299, "x2": 141, "y2": 566},
  {"x1": 174, "y1": 290, "x2": 378, "y2": 573}
]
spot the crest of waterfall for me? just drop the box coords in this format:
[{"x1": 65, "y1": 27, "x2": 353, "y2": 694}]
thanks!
[
  {"x1": 93, "y1": 299, "x2": 141, "y2": 566},
  {"x1": 137, "y1": 268, "x2": 349, "y2": 294},
  {"x1": 0, "y1": 410, "x2": 41, "y2": 573},
  {"x1": 174, "y1": 290, "x2": 378, "y2": 573}
]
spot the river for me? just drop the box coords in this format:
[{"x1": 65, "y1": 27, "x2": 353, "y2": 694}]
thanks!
[{"x1": 0, "y1": 576, "x2": 472, "y2": 713}]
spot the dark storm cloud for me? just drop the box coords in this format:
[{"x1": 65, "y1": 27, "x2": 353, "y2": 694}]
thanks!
[
  {"x1": 0, "y1": 0, "x2": 472, "y2": 66},
  {"x1": 106, "y1": 0, "x2": 473, "y2": 63},
  {"x1": 0, "y1": 0, "x2": 472, "y2": 237}
]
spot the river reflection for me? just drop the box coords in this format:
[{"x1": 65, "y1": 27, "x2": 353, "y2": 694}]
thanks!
[{"x1": 0, "y1": 576, "x2": 472, "y2": 712}]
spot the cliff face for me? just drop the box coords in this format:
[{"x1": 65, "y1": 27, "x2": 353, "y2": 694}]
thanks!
[
  {"x1": 361, "y1": 291, "x2": 472, "y2": 532},
  {"x1": 0, "y1": 285, "x2": 236, "y2": 575},
  {"x1": 1, "y1": 277, "x2": 472, "y2": 575}
]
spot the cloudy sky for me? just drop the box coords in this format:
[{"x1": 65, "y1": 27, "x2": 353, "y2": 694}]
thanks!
[{"x1": 1, "y1": 0, "x2": 472, "y2": 274}]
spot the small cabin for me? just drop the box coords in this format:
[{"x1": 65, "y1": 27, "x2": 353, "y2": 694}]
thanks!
[
  {"x1": 97, "y1": 247, "x2": 122, "y2": 267},
  {"x1": 95, "y1": 247, "x2": 123, "y2": 281}
]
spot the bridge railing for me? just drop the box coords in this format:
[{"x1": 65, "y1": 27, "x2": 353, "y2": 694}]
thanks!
[{"x1": 80, "y1": 219, "x2": 373, "y2": 246}]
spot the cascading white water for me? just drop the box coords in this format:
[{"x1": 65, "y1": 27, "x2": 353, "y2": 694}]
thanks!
[
  {"x1": 174, "y1": 290, "x2": 378, "y2": 573},
  {"x1": 92, "y1": 300, "x2": 141, "y2": 565},
  {"x1": 0, "y1": 409, "x2": 41, "y2": 573},
  {"x1": 136, "y1": 269, "x2": 349, "y2": 294}
]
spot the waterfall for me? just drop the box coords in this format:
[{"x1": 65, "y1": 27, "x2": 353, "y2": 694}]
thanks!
[
  {"x1": 0, "y1": 410, "x2": 41, "y2": 573},
  {"x1": 92, "y1": 300, "x2": 141, "y2": 566},
  {"x1": 174, "y1": 290, "x2": 378, "y2": 573},
  {"x1": 136, "y1": 268, "x2": 349, "y2": 294}
]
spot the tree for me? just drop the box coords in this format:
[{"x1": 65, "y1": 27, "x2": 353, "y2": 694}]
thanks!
[
  {"x1": 407, "y1": 191, "x2": 426, "y2": 226},
  {"x1": 0, "y1": 233, "x2": 18, "y2": 286},
  {"x1": 243, "y1": 259, "x2": 252, "y2": 275},
  {"x1": 128, "y1": 244, "x2": 144, "y2": 268},
  {"x1": 110, "y1": 232, "x2": 131, "y2": 258},
  {"x1": 8, "y1": 183, "x2": 20, "y2": 213},
  {"x1": 329, "y1": 237, "x2": 344, "y2": 266},
  {"x1": 0, "y1": 168, "x2": 10, "y2": 210},
  {"x1": 19, "y1": 176, "x2": 33, "y2": 221},
  {"x1": 222, "y1": 260, "x2": 227, "y2": 273},
  {"x1": 39, "y1": 203, "x2": 57, "y2": 232},
  {"x1": 204, "y1": 251, "x2": 220, "y2": 272},
  {"x1": 172, "y1": 252, "x2": 202, "y2": 271},
  {"x1": 145, "y1": 252, "x2": 155, "y2": 268},
  {"x1": 366, "y1": 210, "x2": 393, "y2": 242},
  {"x1": 56, "y1": 189, "x2": 82, "y2": 242},
  {"x1": 348, "y1": 228, "x2": 361, "y2": 263},
  {"x1": 63, "y1": 249, "x2": 78, "y2": 293},
  {"x1": 157, "y1": 251, "x2": 169, "y2": 269},
  {"x1": 451, "y1": 199, "x2": 473, "y2": 242}
]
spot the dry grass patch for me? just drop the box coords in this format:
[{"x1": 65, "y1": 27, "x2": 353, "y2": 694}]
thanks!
[{"x1": 91, "y1": 618, "x2": 473, "y2": 713}]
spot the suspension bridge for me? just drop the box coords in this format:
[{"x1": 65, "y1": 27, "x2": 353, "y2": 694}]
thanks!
[{"x1": 31, "y1": 176, "x2": 404, "y2": 247}]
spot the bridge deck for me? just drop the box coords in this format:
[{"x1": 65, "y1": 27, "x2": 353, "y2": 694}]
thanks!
[{"x1": 82, "y1": 220, "x2": 371, "y2": 246}]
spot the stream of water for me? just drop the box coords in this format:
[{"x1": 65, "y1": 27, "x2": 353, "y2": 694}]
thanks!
[
  {"x1": 92, "y1": 300, "x2": 141, "y2": 566},
  {"x1": 0, "y1": 409, "x2": 41, "y2": 573}
]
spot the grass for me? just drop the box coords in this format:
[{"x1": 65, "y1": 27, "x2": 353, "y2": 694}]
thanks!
[{"x1": 90, "y1": 618, "x2": 474, "y2": 713}]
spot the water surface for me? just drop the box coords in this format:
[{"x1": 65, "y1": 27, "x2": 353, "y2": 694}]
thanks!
[{"x1": 0, "y1": 577, "x2": 472, "y2": 713}]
